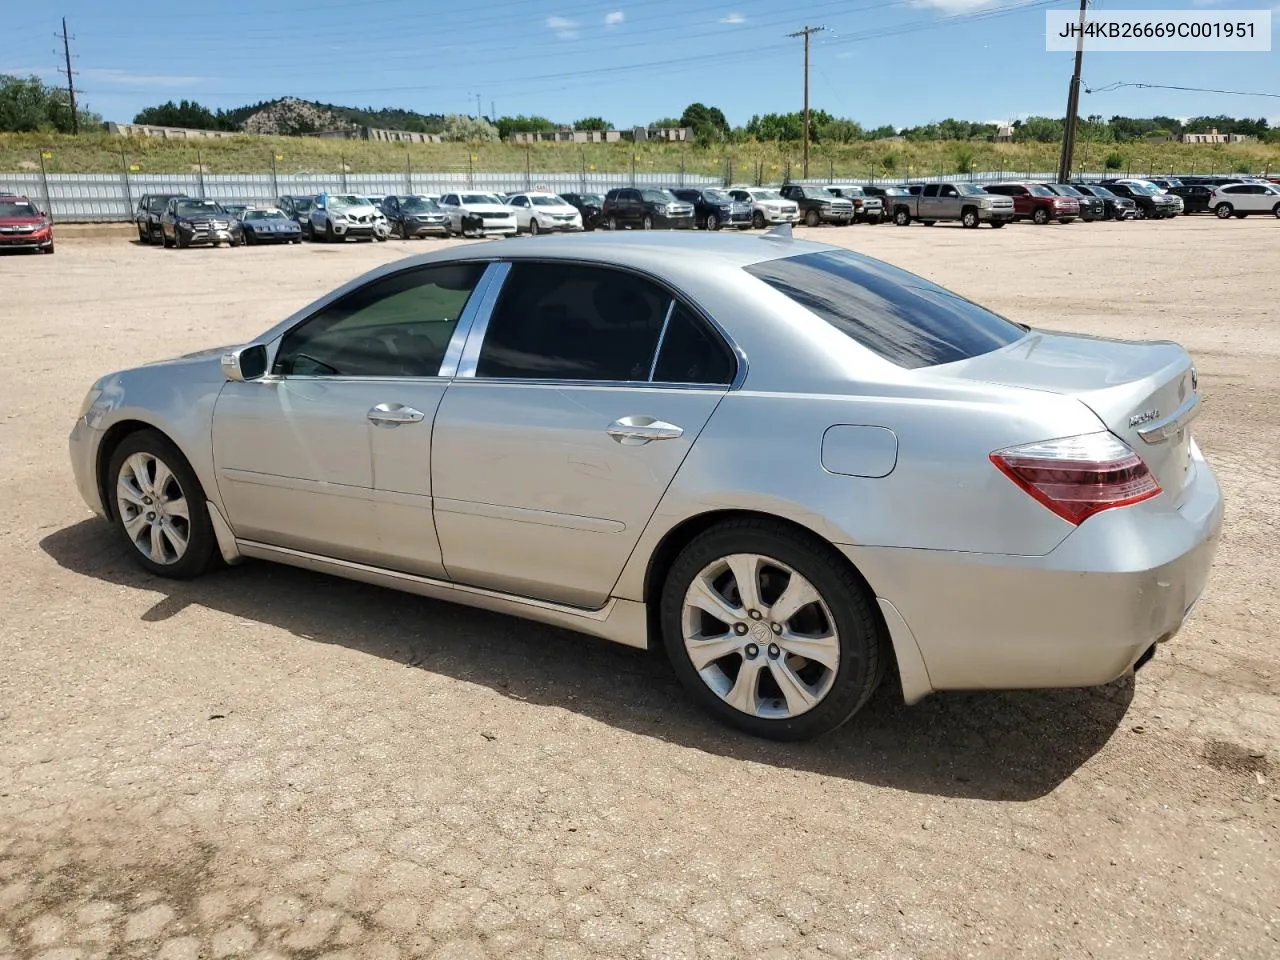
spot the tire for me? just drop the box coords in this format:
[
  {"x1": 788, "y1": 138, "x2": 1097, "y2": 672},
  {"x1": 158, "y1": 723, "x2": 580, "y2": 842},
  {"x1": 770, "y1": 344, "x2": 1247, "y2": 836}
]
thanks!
[
  {"x1": 989, "y1": 221, "x2": 1005, "y2": 229},
  {"x1": 529, "y1": 218, "x2": 540, "y2": 236},
  {"x1": 137, "y1": 226, "x2": 149, "y2": 244},
  {"x1": 752, "y1": 211, "x2": 766, "y2": 229},
  {"x1": 42, "y1": 240, "x2": 54, "y2": 254},
  {"x1": 642, "y1": 214, "x2": 654, "y2": 230},
  {"x1": 921, "y1": 220, "x2": 936, "y2": 227},
  {"x1": 1057, "y1": 218, "x2": 1074, "y2": 225},
  {"x1": 660, "y1": 518, "x2": 886, "y2": 741},
  {"x1": 1234, "y1": 213, "x2": 1247, "y2": 219},
  {"x1": 243, "y1": 230, "x2": 255, "y2": 246},
  {"x1": 107, "y1": 429, "x2": 218, "y2": 580},
  {"x1": 607, "y1": 215, "x2": 619, "y2": 231},
  {"x1": 804, "y1": 209, "x2": 820, "y2": 228},
  {"x1": 325, "y1": 220, "x2": 338, "y2": 243},
  {"x1": 893, "y1": 208, "x2": 911, "y2": 227},
  {"x1": 1032, "y1": 207, "x2": 1050, "y2": 225},
  {"x1": 1215, "y1": 204, "x2": 1233, "y2": 219},
  {"x1": 176, "y1": 230, "x2": 189, "y2": 249},
  {"x1": 1135, "y1": 205, "x2": 1148, "y2": 221},
  {"x1": 961, "y1": 208, "x2": 979, "y2": 229},
  {"x1": 1273, "y1": 203, "x2": 1280, "y2": 219},
  {"x1": 704, "y1": 212, "x2": 719, "y2": 231}
]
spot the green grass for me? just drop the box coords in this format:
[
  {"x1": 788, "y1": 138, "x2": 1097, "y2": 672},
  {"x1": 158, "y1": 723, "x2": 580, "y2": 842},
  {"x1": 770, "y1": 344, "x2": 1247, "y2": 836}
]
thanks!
[{"x1": 3, "y1": 131, "x2": 1277, "y2": 179}]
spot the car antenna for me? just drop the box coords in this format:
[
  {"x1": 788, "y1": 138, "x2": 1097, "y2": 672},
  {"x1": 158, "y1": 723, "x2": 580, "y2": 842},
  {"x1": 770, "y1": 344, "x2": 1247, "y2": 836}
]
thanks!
[{"x1": 762, "y1": 222, "x2": 793, "y2": 241}]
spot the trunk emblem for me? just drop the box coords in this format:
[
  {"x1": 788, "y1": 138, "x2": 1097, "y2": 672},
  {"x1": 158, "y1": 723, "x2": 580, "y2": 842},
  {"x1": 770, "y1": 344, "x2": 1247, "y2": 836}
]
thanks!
[{"x1": 1129, "y1": 409, "x2": 1161, "y2": 428}]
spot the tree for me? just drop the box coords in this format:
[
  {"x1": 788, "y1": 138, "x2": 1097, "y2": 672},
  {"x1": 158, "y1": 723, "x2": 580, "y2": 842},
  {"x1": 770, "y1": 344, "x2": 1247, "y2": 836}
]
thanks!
[
  {"x1": 574, "y1": 116, "x2": 611, "y2": 131},
  {"x1": 134, "y1": 99, "x2": 221, "y2": 129},
  {"x1": 744, "y1": 110, "x2": 831, "y2": 142},
  {"x1": 442, "y1": 114, "x2": 499, "y2": 142},
  {"x1": 0, "y1": 73, "x2": 101, "y2": 133},
  {"x1": 495, "y1": 114, "x2": 556, "y2": 140},
  {"x1": 650, "y1": 117, "x2": 682, "y2": 129},
  {"x1": 679, "y1": 102, "x2": 730, "y2": 141},
  {"x1": 817, "y1": 118, "x2": 863, "y2": 143}
]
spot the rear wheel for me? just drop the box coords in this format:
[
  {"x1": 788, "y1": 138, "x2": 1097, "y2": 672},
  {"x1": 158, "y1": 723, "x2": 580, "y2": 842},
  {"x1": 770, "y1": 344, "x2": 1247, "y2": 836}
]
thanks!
[
  {"x1": 1135, "y1": 205, "x2": 1148, "y2": 221},
  {"x1": 661, "y1": 518, "x2": 886, "y2": 741},
  {"x1": 108, "y1": 429, "x2": 218, "y2": 580},
  {"x1": 606, "y1": 215, "x2": 619, "y2": 231},
  {"x1": 642, "y1": 214, "x2": 654, "y2": 230},
  {"x1": 529, "y1": 218, "x2": 541, "y2": 236},
  {"x1": 893, "y1": 208, "x2": 911, "y2": 227},
  {"x1": 752, "y1": 211, "x2": 766, "y2": 229}
]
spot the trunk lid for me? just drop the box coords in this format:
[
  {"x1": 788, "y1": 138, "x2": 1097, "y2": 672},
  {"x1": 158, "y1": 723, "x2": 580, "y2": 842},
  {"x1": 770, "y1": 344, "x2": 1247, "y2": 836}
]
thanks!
[{"x1": 943, "y1": 330, "x2": 1199, "y2": 502}]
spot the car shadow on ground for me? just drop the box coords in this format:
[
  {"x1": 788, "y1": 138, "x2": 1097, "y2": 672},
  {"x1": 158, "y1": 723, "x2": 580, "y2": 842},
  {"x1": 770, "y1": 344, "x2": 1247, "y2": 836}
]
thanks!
[{"x1": 41, "y1": 518, "x2": 1134, "y2": 802}]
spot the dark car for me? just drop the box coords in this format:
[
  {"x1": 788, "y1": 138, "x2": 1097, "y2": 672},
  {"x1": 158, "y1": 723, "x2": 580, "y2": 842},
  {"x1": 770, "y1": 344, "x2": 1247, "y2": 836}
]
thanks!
[
  {"x1": 0, "y1": 192, "x2": 54, "y2": 254},
  {"x1": 983, "y1": 182, "x2": 1079, "y2": 224},
  {"x1": 670, "y1": 187, "x2": 752, "y2": 231},
  {"x1": 823, "y1": 185, "x2": 884, "y2": 224},
  {"x1": 220, "y1": 203, "x2": 248, "y2": 218},
  {"x1": 1070, "y1": 183, "x2": 1135, "y2": 221},
  {"x1": 1165, "y1": 183, "x2": 1215, "y2": 214},
  {"x1": 860, "y1": 185, "x2": 911, "y2": 222},
  {"x1": 1042, "y1": 183, "x2": 1105, "y2": 222},
  {"x1": 601, "y1": 188, "x2": 695, "y2": 230},
  {"x1": 559, "y1": 192, "x2": 606, "y2": 230},
  {"x1": 778, "y1": 184, "x2": 855, "y2": 226},
  {"x1": 238, "y1": 206, "x2": 303, "y2": 244},
  {"x1": 1098, "y1": 180, "x2": 1180, "y2": 219},
  {"x1": 160, "y1": 197, "x2": 242, "y2": 248},
  {"x1": 135, "y1": 193, "x2": 187, "y2": 245},
  {"x1": 277, "y1": 195, "x2": 317, "y2": 239},
  {"x1": 380, "y1": 195, "x2": 451, "y2": 238}
]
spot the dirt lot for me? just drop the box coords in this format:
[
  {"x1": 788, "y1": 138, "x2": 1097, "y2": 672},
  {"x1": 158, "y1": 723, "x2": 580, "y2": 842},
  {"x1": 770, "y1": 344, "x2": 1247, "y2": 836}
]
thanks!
[{"x1": 1, "y1": 219, "x2": 1277, "y2": 960}]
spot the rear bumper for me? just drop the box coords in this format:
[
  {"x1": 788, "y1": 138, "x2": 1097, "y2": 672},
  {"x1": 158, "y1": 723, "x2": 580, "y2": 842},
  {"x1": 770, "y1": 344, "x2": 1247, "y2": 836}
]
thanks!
[{"x1": 843, "y1": 441, "x2": 1223, "y2": 694}]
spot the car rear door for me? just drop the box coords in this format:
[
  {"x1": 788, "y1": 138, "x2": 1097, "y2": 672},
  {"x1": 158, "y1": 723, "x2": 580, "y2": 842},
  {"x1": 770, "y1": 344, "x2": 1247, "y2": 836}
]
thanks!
[
  {"x1": 917, "y1": 184, "x2": 943, "y2": 219},
  {"x1": 430, "y1": 260, "x2": 736, "y2": 608},
  {"x1": 212, "y1": 261, "x2": 494, "y2": 576}
]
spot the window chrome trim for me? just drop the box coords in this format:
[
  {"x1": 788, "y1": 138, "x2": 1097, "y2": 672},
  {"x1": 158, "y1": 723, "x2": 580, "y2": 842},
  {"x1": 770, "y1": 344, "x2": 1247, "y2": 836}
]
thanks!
[
  {"x1": 445, "y1": 377, "x2": 728, "y2": 392},
  {"x1": 455, "y1": 261, "x2": 512, "y2": 378},
  {"x1": 438, "y1": 261, "x2": 505, "y2": 378},
  {"x1": 647, "y1": 299, "x2": 677, "y2": 382}
]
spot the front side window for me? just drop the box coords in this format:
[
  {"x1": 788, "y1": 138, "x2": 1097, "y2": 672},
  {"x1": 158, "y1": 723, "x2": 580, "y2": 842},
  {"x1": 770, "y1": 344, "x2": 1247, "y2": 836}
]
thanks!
[
  {"x1": 745, "y1": 250, "x2": 1027, "y2": 370},
  {"x1": 923, "y1": 185, "x2": 940, "y2": 198},
  {"x1": 475, "y1": 263, "x2": 733, "y2": 385},
  {"x1": 274, "y1": 264, "x2": 486, "y2": 378}
]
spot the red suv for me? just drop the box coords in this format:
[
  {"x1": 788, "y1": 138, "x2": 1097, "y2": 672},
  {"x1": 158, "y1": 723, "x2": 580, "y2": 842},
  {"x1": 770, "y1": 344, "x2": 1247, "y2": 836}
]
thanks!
[
  {"x1": 983, "y1": 182, "x2": 1078, "y2": 225},
  {"x1": 0, "y1": 193, "x2": 54, "y2": 253}
]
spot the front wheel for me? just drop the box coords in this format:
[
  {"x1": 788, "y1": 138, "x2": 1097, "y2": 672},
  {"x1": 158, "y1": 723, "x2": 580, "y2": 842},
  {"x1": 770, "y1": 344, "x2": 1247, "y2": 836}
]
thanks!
[
  {"x1": 529, "y1": 218, "x2": 540, "y2": 236},
  {"x1": 704, "y1": 212, "x2": 719, "y2": 231},
  {"x1": 1134, "y1": 206, "x2": 1148, "y2": 221},
  {"x1": 606, "y1": 215, "x2": 619, "y2": 231},
  {"x1": 661, "y1": 519, "x2": 886, "y2": 741},
  {"x1": 752, "y1": 211, "x2": 766, "y2": 229},
  {"x1": 989, "y1": 220, "x2": 1006, "y2": 229},
  {"x1": 804, "y1": 209, "x2": 820, "y2": 228},
  {"x1": 1215, "y1": 203, "x2": 1233, "y2": 219},
  {"x1": 1272, "y1": 203, "x2": 1280, "y2": 219},
  {"x1": 642, "y1": 214, "x2": 654, "y2": 230},
  {"x1": 108, "y1": 429, "x2": 218, "y2": 579},
  {"x1": 1032, "y1": 207, "x2": 1050, "y2": 225},
  {"x1": 961, "y1": 208, "x2": 979, "y2": 229},
  {"x1": 325, "y1": 220, "x2": 338, "y2": 242}
]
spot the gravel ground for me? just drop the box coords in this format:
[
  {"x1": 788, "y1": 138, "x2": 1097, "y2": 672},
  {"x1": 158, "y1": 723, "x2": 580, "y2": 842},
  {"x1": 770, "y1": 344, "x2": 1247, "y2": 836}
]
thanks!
[{"x1": 1, "y1": 218, "x2": 1277, "y2": 960}]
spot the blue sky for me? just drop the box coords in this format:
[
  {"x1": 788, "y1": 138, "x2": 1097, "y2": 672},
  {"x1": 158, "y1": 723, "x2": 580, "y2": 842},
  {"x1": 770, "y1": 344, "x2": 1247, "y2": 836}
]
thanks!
[{"x1": 4, "y1": 0, "x2": 1277, "y2": 128}]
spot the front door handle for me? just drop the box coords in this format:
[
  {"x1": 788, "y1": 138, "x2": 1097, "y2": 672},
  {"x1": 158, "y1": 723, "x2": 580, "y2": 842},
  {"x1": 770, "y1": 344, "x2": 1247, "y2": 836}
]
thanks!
[
  {"x1": 368, "y1": 402, "x2": 425, "y2": 426},
  {"x1": 606, "y1": 416, "x2": 684, "y2": 445}
]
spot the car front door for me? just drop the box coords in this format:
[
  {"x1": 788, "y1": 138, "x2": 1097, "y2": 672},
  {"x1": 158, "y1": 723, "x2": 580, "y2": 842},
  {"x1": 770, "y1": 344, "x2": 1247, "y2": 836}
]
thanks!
[
  {"x1": 937, "y1": 184, "x2": 960, "y2": 217},
  {"x1": 430, "y1": 260, "x2": 737, "y2": 608},
  {"x1": 509, "y1": 195, "x2": 531, "y2": 229},
  {"x1": 212, "y1": 261, "x2": 495, "y2": 576}
]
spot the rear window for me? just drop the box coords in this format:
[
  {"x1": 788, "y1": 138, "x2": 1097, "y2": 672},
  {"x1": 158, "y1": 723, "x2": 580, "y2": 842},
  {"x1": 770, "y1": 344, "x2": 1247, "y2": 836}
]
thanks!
[{"x1": 744, "y1": 250, "x2": 1027, "y2": 369}]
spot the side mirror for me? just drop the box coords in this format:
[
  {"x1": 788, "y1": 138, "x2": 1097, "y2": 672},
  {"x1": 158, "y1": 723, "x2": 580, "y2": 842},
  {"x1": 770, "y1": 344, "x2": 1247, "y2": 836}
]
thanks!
[{"x1": 221, "y1": 344, "x2": 268, "y2": 382}]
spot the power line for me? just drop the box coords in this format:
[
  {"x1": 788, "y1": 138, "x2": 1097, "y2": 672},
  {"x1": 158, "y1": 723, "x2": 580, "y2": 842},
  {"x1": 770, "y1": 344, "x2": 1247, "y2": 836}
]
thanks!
[{"x1": 1086, "y1": 81, "x2": 1280, "y2": 99}]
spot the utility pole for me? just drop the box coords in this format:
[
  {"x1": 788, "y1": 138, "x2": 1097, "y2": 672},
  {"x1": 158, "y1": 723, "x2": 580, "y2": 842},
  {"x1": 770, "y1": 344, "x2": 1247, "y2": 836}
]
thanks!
[
  {"x1": 56, "y1": 17, "x2": 79, "y2": 135},
  {"x1": 1056, "y1": 0, "x2": 1088, "y2": 182},
  {"x1": 476, "y1": 93, "x2": 483, "y2": 119},
  {"x1": 787, "y1": 25, "x2": 825, "y2": 179}
]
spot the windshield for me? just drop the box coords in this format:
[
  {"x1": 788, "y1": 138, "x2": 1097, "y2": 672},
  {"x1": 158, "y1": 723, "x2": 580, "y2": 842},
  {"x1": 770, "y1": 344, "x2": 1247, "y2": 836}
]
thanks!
[
  {"x1": 400, "y1": 197, "x2": 438, "y2": 212},
  {"x1": 1124, "y1": 182, "x2": 1159, "y2": 196},
  {"x1": 148, "y1": 196, "x2": 176, "y2": 212},
  {"x1": 749, "y1": 190, "x2": 782, "y2": 201},
  {"x1": 462, "y1": 194, "x2": 501, "y2": 204},
  {"x1": 1028, "y1": 185, "x2": 1055, "y2": 197},
  {"x1": 641, "y1": 189, "x2": 678, "y2": 203},
  {"x1": 1089, "y1": 187, "x2": 1116, "y2": 198},
  {"x1": 175, "y1": 200, "x2": 223, "y2": 216},
  {"x1": 956, "y1": 184, "x2": 988, "y2": 196},
  {"x1": 530, "y1": 195, "x2": 565, "y2": 207},
  {"x1": 578, "y1": 194, "x2": 604, "y2": 205},
  {"x1": 831, "y1": 186, "x2": 864, "y2": 197},
  {"x1": 0, "y1": 200, "x2": 39, "y2": 217},
  {"x1": 703, "y1": 189, "x2": 731, "y2": 203},
  {"x1": 744, "y1": 250, "x2": 1026, "y2": 370},
  {"x1": 328, "y1": 195, "x2": 366, "y2": 209},
  {"x1": 1052, "y1": 184, "x2": 1083, "y2": 197},
  {"x1": 244, "y1": 209, "x2": 284, "y2": 220},
  {"x1": 798, "y1": 187, "x2": 831, "y2": 199}
]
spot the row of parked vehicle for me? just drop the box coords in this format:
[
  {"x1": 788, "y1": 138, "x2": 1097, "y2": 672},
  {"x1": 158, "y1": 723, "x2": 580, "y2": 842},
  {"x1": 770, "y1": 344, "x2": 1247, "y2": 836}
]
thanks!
[{"x1": 129, "y1": 173, "x2": 1280, "y2": 250}]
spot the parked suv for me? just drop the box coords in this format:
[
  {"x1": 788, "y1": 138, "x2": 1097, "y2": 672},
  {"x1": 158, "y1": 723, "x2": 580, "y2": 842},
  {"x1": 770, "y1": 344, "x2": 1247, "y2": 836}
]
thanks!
[
  {"x1": 310, "y1": 193, "x2": 382, "y2": 242},
  {"x1": 559, "y1": 192, "x2": 606, "y2": 230},
  {"x1": 823, "y1": 185, "x2": 884, "y2": 224},
  {"x1": 380, "y1": 195, "x2": 450, "y2": 238},
  {"x1": 0, "y1": 192, "x2": 54, "y2": 253},
  {"x1": 890, "y1": 182, "x2": 1014, "y2": 228},
  {"x1": 601, "y1": 188, "x2": 695, "y2": 230},
  {"x1": 1165, "y1": 183, "x2": 1214, "y2": 214},
  {"x1": 277, "y1": 195, "x2": 317, "y2": 239},
  {"x1": 778, "y1": 184, "x2": 854, "y2": 227},
  {"x1": 438, "y1": 192, "x2": 519, "y2": 237},
  {"x1": 1209, "y1": 182, "x2": 1280, "y2": 219},
  {"x1": 160, "y1": 197, "x2": 241, "y2": 248},
  {"x1": 1099, "y1": 180, "x2": 1179, "y2": 220},
  {"x1": 1069, "y1": 183, "x2": 1135, "y2": 221},
  {"x1": 983, "y1": 182, "x2": 1079, "y2": 224},
  {"x1": 135, "y1": 193, "x2": 187, "y2": 244},
  {"x1": 505, "y1": 192, "x2": 584, "y2": 234},
  {"x1": 1042, "y1": 183, "x2": 1104, "y2": 221},
  {"x1": 670, "y1": 187, "x2": 752, "y2": 231},
  {"x1": 726, "y1": 186, "x2": 799, "y2": 229}
]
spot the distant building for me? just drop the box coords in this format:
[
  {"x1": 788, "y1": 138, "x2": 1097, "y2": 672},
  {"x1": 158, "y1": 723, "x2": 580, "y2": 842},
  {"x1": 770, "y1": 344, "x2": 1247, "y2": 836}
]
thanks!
[
  {"x1": 993, "y1": 123, "x2": 1014, "y2": 143},
  {"x1": 1182, "y1": 128, "x2": 1252, "y2": 145},
  {"x1": 506, "y1": 126, "x2": 691, "y2": 145},
  {"x1": 108, "y1": 122, "x2": 443, "y2": 143},
  {"x1": 107, "y1": 122, "x2": 239, "y2": 140}
]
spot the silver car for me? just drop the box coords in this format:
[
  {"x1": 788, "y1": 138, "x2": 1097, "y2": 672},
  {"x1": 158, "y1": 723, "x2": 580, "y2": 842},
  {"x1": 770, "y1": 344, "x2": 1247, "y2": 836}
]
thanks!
[{"x1": 68, "y1": 229, "x2": 1223, "y2": 740}]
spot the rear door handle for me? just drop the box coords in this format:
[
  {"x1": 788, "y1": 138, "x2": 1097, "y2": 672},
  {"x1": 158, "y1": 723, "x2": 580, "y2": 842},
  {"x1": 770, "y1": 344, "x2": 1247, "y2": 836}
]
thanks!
[
  {"x1": 606, "y1": 416, "x2": 684, "y2": 445},
  {"x1": 368, "y1": 402, "x2": 425, "y2": 426}
]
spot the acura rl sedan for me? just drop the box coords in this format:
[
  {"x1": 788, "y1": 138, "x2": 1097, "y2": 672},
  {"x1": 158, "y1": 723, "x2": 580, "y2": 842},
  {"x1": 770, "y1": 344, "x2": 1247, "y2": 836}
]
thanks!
[{"x1": 68, "y1": 228, "x2": 1222, "y2": 740}]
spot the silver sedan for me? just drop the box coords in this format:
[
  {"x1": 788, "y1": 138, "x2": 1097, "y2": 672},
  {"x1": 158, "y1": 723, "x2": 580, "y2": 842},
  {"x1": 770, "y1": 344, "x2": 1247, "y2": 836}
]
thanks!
[{"x1": 68, "y1": 228, "x2": 1223, "y2": 740}]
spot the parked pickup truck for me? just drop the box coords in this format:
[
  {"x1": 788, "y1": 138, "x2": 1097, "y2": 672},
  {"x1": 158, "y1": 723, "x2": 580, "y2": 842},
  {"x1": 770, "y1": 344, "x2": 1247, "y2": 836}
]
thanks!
[
  {"x1": 778, "y1": 184, "x2": 855, "y2": 226},
  {"x1": 824, "y1": 185, "x2": 884, "y2": 224},
  {"x1": 889, "y1": 182, "x2": 1014, "y2": 228}
]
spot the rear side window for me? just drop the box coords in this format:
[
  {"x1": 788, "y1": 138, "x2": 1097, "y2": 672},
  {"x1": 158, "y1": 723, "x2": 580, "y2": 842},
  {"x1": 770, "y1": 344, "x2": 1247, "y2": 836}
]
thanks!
[{"x1": 744, "y1": 250, "x2": 1027, "y2": 369}]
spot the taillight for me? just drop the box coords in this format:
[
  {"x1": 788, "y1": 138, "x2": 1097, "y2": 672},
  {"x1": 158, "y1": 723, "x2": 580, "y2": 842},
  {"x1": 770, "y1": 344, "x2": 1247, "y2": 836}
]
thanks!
[{"x1": 989, "y1": 432, "x2": 1161, "y2": 525}]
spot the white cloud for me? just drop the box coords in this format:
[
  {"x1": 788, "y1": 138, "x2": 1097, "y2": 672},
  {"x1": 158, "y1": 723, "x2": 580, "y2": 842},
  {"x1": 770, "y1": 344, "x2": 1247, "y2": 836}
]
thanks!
[
  {"x1": 719, "y1": 12, "x2": 746, "y2": 24},
  {"x1": 546, "y1": 15, "x2": 581, "y2": 38},
  {"x1": 604, "y1": 10, "x2": 625, "y2": 26},
  {"x1": 909, "y1": 0, "x2": 1000, "y2": 12}
]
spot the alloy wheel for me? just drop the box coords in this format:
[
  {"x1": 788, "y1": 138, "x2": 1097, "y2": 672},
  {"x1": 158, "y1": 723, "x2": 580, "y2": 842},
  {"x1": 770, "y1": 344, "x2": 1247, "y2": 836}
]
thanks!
[
  {"x1": 681, "y1": 553, "x2": 839, "y2": 719},
  {"x1": 115, "y1": 452, "x2": 191, "y2": 565}
]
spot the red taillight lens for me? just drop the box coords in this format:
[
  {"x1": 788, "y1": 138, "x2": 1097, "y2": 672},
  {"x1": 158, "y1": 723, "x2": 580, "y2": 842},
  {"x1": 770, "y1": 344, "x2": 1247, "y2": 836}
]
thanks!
[{"x1": 990, "y1": 432, "x2": 1161, "y2": 525}]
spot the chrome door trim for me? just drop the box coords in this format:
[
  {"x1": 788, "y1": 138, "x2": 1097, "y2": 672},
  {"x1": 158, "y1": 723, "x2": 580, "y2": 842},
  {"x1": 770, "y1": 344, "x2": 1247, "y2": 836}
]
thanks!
[
  {"x1": 438, "y1": 260, "x2": 507, "y2": 378},
  {"x1": 454, "y1": 261, "x2": 513, "y2": 378},
  {"x1": 1136, "y1": 393, "x2": 1201, "y2": 444},
  {"x1": 235, "y1": 539, "x2": 650, "y2": 649}
]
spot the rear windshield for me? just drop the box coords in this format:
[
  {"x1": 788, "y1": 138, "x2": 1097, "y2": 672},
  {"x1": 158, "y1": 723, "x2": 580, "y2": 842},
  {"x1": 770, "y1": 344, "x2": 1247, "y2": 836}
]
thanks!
[{"x1": 744, "y1": 250, "x2": 1027, "y2": 369}]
